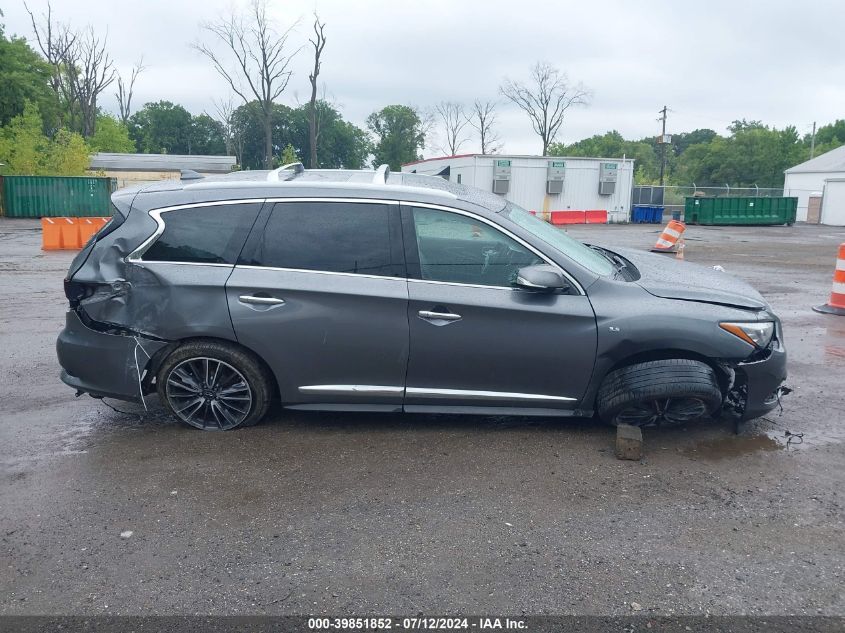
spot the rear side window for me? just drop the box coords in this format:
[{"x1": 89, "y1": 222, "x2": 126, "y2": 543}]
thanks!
[
  {"x1": 143, "y1": 203, "x2": 261, "y2": 264},
  {"x1": 243, "y1": 201, "x2": 398, "y2": 276}
]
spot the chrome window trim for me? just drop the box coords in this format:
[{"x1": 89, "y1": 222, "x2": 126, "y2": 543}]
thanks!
[
  {"x1": 400, "y1": 201, "x2": 585, "y2": 295},
  {"x1": 126, "y1": 197, "x2": 584, "y2": 296},
  {"x1": 405, "y1": 387, "x2": 576, "y2": 402},
  {"x1": 236, "y1": 265, "x2": 401, "y2": 282},
  {"x1": 127, "y1": 198, "x2": 266, "y2": 264}
]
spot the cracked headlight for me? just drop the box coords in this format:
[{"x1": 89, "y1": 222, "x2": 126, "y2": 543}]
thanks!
[{"x1": 719, "y1": 321, "x2": 775, "y2": 348}]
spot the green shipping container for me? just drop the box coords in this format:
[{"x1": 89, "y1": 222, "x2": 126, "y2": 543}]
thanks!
[
  {"x1": 684, "y1": 196, "x2": 797, "y2": 226},
  {"x1": 0, "y1": 175, "x2": 116, "y2": 218}
]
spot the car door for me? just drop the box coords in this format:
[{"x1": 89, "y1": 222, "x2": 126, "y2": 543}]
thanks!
[
  {"x1": 226, "y1": 199, "x2": 409, "y2": 410},
  {"x1": 401, "y1": 202, "x2": 598, "y2": 413}
]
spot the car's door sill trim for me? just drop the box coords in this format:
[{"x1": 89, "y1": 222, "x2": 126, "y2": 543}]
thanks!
[
  {"x1": 298, "y1": 385, "x2": 576, "y2": 403},
  {"x1": 298, "y1": 384, "x2": 404, "y2": 397},
  {"x1": 405, "y1": 387, "x2": 576, "y2": 402}
]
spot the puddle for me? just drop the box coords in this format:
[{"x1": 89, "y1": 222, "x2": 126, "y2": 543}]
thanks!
[{"x1": 683, "y1": 432, "x2": 785, "y2": 460}]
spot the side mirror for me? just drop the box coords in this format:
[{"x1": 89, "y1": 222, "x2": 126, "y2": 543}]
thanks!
[{"x1": 513, "y1": 264, "x2": 570, "y2": 292}]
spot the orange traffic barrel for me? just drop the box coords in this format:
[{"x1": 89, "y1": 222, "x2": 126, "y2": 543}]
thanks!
[
  {"x1": 813, "y1": 243, "x2": 845, "y2": 316},
  {"x1": 651, "y1": 219, "x2": 686, "y2": 253},
  {"x1": 41, "y1": 218, "x2": 63, "y2": 250}
]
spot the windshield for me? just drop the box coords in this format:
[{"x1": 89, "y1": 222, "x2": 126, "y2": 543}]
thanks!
[{"x1": 502, "y1": 203, "x2": 615, "y2": 276}]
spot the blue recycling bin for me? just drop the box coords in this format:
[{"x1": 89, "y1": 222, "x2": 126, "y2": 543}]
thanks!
[{"x1": 631, "y1": 205, "x2": 664, "y2": 223}]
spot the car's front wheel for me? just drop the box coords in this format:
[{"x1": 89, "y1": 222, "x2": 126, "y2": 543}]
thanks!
[
  {"x1": 597, "y1": 359, "x2": 723, "y2": 427},
  {"x1": 156, "y1": 340, "x2": 273, "y2": 430}
]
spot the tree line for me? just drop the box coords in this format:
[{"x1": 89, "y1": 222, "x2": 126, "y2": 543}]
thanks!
[{"x1": 1, "y1": 1, "x2": 843, "y2": 186}]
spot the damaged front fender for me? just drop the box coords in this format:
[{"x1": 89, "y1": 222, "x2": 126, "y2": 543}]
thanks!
[{"x1": 57, "y1": 309, "x2": 170, "y2": 402}]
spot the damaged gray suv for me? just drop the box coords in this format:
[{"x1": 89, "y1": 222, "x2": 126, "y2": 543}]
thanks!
[{"x1": 57, "y1": 164, "x2": 787, "y2": 431}]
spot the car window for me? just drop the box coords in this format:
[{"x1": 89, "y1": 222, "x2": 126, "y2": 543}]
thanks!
[
  {"x1": 143, "y1": 203, "x2": 261, "y2": 264},
  {"x1": 503, "y1": 203, "x2": 614, "y2": 276},
  {"x1": 411, "y1": 206, "x2": 544, "y2": 287},
  {"x1": 245, "y1": 201, "x2": 395, "y2": 276}
]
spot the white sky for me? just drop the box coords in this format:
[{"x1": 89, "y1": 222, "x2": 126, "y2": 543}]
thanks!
[{"x1": 4, "y1": 0, "x2": 843, "y2": 156}]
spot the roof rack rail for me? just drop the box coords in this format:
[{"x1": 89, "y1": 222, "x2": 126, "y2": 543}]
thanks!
[
  {"x1": 373, "y1": 164, "x2": 390, "y2": 184},
  {"x1": 267, "y1": 162, "x2": 305, "y2": 182},
  {"x1": 180, "y1": 169, "x2": 204, "y2": 181}
]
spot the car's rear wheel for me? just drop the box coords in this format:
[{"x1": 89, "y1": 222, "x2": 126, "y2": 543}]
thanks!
[
  {"x1": 156, "y1": 340, "x2": 272, "y2": 430},
  {"x1": 597, "y1": 359, "x2": 723, "y2": 427}
]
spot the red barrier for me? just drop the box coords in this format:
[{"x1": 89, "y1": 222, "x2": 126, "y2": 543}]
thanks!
[
  {"x1": 585, "y1": 210, "x2": 608, "y2": 224},
  {"x1": 550, "y1": 210, "x2": 586, "y2": 225}
]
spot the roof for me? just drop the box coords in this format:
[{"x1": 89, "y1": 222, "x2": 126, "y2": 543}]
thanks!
[
  {"x1": 402, "y1": 153, "x2": 635, "y2": 167},
  {"x1": 785, "y1": 144, "x2": 845, "y2": 174},
  {"x1": 117, "y1": 167, "x2": 510, "y2": 214},
  {"x1": 90, "y1": 152, "x2": 237, "y2": 173}
]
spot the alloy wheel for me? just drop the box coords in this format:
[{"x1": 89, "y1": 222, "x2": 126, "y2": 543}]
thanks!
[
  {"x1": 615, "y1": 397, "x2": 709, "y2": 427},
  {"x1": 165, "y1": 357, "x2": 253, "y2": 430}
]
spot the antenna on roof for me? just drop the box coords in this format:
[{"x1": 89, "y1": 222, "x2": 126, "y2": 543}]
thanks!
[
  {"x1": 267, "y1": 162, "x2": 305, "y2": 182},
  {"x1": 180, "y1": 169, "x2": 204, "y2": 181},
  {"x1": 373, "y1": 164, "x2": 390, "y2": 184}
]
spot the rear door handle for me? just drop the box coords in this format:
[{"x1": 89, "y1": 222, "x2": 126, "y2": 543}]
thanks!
[
  {"x1": 418, "y1": 310, "x2": 461, "y2": 321},
  {"x1": 239, "y1": 295, "x2": 285, "y2": 306}
]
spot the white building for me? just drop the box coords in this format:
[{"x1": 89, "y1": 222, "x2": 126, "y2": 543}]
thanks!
[
  {"x1": 783, "y1": 144, "x2": 845, "y2": 224},
  {"x1": 402, "y1": 154, "x2": 634, "y2": 223},
  {"x1": 89, "y1": 153, "x2": 237, "y2": 190}
]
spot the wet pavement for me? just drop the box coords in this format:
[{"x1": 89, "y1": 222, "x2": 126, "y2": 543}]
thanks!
[{"x1": 1, "y1": 218, "x2": 844, "y2": 616}]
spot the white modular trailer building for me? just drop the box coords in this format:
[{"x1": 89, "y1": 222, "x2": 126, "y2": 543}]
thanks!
[
  {"x1": 402, "y1": 154, "x2": 635, "y2": 223},
  {"x1": 783, "y1": 144, "x2": 845, "y2": 223}
]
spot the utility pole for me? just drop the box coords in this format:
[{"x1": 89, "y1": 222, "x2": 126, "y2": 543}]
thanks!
[
  {"x1": 810, "y1": 121, "x2": 817, "y2": 159},
  {"x1": 658, "y1": 105, "x2": 668, "y2": 186}
]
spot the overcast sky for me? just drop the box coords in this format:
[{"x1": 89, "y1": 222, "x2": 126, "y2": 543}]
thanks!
[{"x1": 4, "y1": 0, "x2": 844, "y2": 156}]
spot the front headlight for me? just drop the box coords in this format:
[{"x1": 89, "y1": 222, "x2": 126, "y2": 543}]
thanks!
[{"x1": 719, "y1": 321, "x2": 775, "y2": 348}]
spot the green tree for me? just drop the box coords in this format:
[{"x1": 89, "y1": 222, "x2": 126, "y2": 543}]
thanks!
[
  {"x1": 287, "y1": 101, "x2": 371, "y2": 169},
  {"x1": 549, "y1": 130, "x2": 660, "y2": 183},
  {"x1": 0, "y1": 31, "x2": 56, "y2": 130},
  {"x1": 0, "y1": 101, "x2": 45, "y2": 173},
  {"x1": 366, "y1": 105, "x2": 426, "y2": 170},
  {"x1": 188, "y1": 114, "x2": 227, "y2": 155},
  {"x1": 43, "y1": 128, "x2": 90, "y2": 174},
  {"x1": 89, "y1": 113, "x2": 135, "y2": 153},
  {"x1": 0, "y1": 101, "x2": 89, "y2": 175},
  {"x1": 128, "y1": 101, "x2": 193, "y2": 153},
  {"x1": 280, "y1": 143, "x2": 299, "y2": 165},
  {"x1": 810, "y1": 120, "x2": 845, "y2": 156}
]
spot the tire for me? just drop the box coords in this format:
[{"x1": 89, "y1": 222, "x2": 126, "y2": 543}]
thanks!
[
  {"x1": 156, "y1": 340, "x2": 273, "y2": 430},
  {"x1": 596, "y1": 359, "x2": 723, "y2": 427}
]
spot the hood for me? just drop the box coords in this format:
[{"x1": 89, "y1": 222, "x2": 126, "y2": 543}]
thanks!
[{"x1": 610, "y1": 247, "x2": 768, "y2": 310}]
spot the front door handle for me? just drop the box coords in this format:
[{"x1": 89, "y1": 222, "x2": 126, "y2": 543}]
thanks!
[
  {"x1": 418, "y1": 310, "x2": 462, "y2": 321},
  {"x1": 239, "y1": 295, "x2": 285, "y2": 306}
]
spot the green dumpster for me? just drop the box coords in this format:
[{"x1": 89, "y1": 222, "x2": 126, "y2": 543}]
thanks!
[
  {"x1": 1, "y1": 175, "x2": 116, "y2": 218},
  {"x1": 684, "y1": 197, "x2": 797, "y2": 226}
]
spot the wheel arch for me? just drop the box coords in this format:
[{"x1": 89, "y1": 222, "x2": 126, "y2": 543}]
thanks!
[
  {"x1": 594, "y1": 348, "x2": 731, "y2": 410},
  {"x1": 144, "y1": 335, "x2": 281, "y2": 400}
]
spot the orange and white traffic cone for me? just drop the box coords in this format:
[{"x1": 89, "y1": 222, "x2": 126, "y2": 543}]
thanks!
[
  {"x1": 675, "y1": 236, "x2": 685, "y2": 260},
  {"x1": 813, "y1": 243, "x2": 845, "y2": 316},
  {"x1": 651, "y1": 219, "x2": 685, "y2": 254}
]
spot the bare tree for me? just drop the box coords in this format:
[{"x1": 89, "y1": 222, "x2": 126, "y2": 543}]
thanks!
[
  {"x1": 500, "y1": 62, "x2": 590, "y2": 155},
  {"x1": 433, "y1": 102, "x2": 470, "y2": 156},
  {"x1": 65, "y1": 26, "x2": 116, "y2": 137},
  {"x1": 115, "y1": 57, "x2": 145, "y2": 125},
  {"x1": 470, "y1": 99, "x2": 501, "y2": 154},
  {"x1": 211, "y1": 95, "x2": 240, "y2": 161},
  {"x1": 307, "y1": 14, "x2": 327, "y2": 169},
  {"x1": 24, "y1": 1, "x2": 77, "y2": 128},
  {"x1": 194, "y1": 0, "x2": 299, "y2": 169}
]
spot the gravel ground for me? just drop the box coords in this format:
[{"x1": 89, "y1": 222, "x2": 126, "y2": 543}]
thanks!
[{"x1": 0, "y1": 218, "x2": 843, "y2": 616}]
